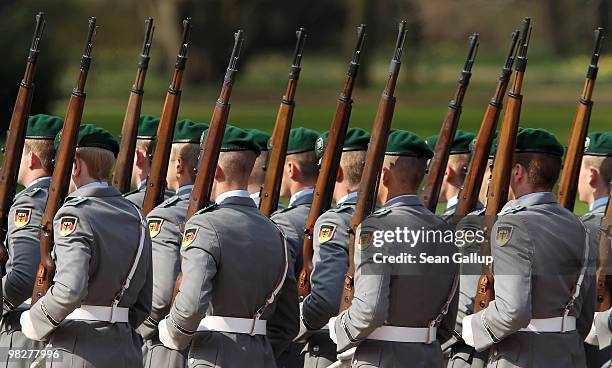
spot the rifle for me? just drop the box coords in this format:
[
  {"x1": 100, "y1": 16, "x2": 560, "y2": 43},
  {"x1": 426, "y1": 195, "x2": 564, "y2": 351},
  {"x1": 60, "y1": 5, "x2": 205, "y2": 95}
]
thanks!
[
  {"x1": 0, "y1": 12, "x2": 46, "y2": 269},
  {"x1": 172, "y1": 30, "x2": 245, "y2": 299},
  {"x1": 32, "y1": 18, "x2": 97, "y2": 303},
  {"x1": 422, "y1": 34, "x2": 479, "y2": 212},
  {"x1": 296, "y1": 25, "x2": 366, "y2": 300},
  {"x1": 112, "y1": 17, "x2": 155, "y2": 194},
  {"x1": 596, "y1": 186, "x2": 612, "y2": 311},
  {"x1": 259, "y1": 28, "x2": 307, "y2": 216},
  {"x1": 453, "y1": 30, "x2": 521, "y2": 225},
  {"x1": 557, "y1": 28, "x2": 605, "y2": 211},
  {"x1": 141, "y1": 18, "x2": 191, "y2": 216},
  {"x1": 338, "y1": 21, "x2": 408, "y2": 312},
  {"x1": 473, "y1": 18, "x2": 532, "y2": 313}
]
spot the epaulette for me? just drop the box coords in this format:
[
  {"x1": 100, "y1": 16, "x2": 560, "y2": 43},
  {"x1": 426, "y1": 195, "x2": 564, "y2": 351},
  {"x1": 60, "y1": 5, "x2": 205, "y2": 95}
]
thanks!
[
  {"x1": 580, "y1": 212, "x2": 595, "y2": 222},
  {"x1": 472, "y1": 207, "x2": 486, "y2": 216},
  {"x1": 274, "y1": 205, "x2": 296, "y2": 215},
  {"x1": 160, "y1": 195, "x2": 180, "y2": 208},
  {"x1": 194, "y1": 203, "x2": 218, "y2": 216},
  {"x1": 64, "y1": 196, "x2": 88, "y2": 207},
  {"x1": 19, "y1": 187, "x2": 43, "y2": 199},
  {"x1": 498, "y1": 204, "x2": 525, "y2": 216},
  {"x1": 371, "y1": 208, "x2": 391, "y2": 217},
  {"x1": 330, "y1": 205, "x2": 351, "y2": 213},
  {"x1": 122, "y1": 188, "x2": 140, "y2": 197}
]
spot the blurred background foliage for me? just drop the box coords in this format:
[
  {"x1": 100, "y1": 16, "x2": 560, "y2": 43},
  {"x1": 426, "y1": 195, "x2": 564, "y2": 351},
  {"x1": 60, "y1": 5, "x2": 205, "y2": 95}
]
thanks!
[{"x1": 1, "y1": 0, "x2": 611, "y2": 212}]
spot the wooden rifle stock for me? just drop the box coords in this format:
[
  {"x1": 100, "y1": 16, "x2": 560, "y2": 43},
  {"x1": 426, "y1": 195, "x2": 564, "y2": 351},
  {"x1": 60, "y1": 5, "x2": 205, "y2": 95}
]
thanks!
[
  {"x1": 297, "y1": 25, "x2": 366, "y2": 300},
  {"x1": 173, "y1": 30, "x2": 245, "y2": 300},
  {"x1": 474, "y1": 18, "x2": 532, "y2": 313},
  {"x1": 454, "y1": 30, "x2": 520, "y2": 225},
  {"x1": 32, "y1": 18, "x2": 97, "y2": 303},
  {"x1": 259, "y1": 28, "x2": 307, "y2": 216},
  {"x1": 422, "y1": 34, "x2": 479, "y2": 212},
  {"x1": 595, "y1": 187, "x2": 612, "y2": 311},
  {"x1": 338, "y1": 21, "x2": 408, "y2": 312},
  {"x1": 557, "y1": 28, "x2": 604, "y2": 210},
  {"x1": 112, "y1": 18, "x2": 155, "y2": 194},
  {"x1": 141, "y1": 18, "x2": 191, "y2": 216},
  {"x1": 0, "y1": 13, "x2": 45, "y2": 269}
]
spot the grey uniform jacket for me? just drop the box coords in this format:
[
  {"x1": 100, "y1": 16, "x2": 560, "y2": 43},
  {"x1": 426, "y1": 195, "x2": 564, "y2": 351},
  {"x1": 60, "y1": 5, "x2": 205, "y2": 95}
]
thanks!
[
  {"x1": 1, "y1": 177, "x2": 50, "y2": 368},
  {"x1": 138, "y1": 188, "x2": 193, "y2": 368},
  {"x1": 469, "y1": 192, "x2": 596, "y2": 368},
  {"x1": 164, "y1": 195, "x2": 290, "y2": 368},
  {"x1": 334, "y1": 195, "x2": 458, "y2": 367},
  {"x1": 28, "y1": 185, "x2": 153, "y2": 368}
]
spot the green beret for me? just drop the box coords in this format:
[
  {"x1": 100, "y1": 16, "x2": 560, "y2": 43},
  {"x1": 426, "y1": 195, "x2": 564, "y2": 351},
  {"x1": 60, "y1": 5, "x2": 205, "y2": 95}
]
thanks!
[
  {"x1": 315, "y1": 127, "x2": 371, "y2": 159},
  {"x1": 425, "y1": 129, "x2": 475, "y2": 154},
  {"x1": 515, "y1": 127, "x2": 564, "y2": 156},
  {"x1": 468, "y1": 132, "x2": 499, "y2": 159},
  {"x1": 173, "y1": 119, "x2": 208, "y2": 143},
  {"x1": 137, "y1": 114, "x2": 160, "y2": 139},
  {"x1": 54, "y1": 124, "x2": 120, "y2": 157},
  {"x1": 386, "y1": 129, "x2": 433, "y2": 158},
  {"x1": 250, "y1": 129, "x2": 271, "y2": 151},
  {"x1": 287, "y1": 127, "x2": 320, "y2": 154},
  {"x1": 200, "y1": 124, "x2": 261, "y2": 156},
  {"x1": 26, "y1": 114, "x2": 64, "y2": 140},
  {"x1": 584, "y1": 131, "x2": 612, "y2": 156}
]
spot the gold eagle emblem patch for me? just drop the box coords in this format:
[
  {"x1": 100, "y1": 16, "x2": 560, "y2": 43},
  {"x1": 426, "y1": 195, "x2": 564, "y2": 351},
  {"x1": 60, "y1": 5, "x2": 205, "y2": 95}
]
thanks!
[
  {"x1": 14, "y1": 208, "x2": 31, "y2": 228},
  {"x1": 495, "y1": 225, "x2": 513, "y2": 246},
  {"x1": 148, "y1": 218, "x2": 164, "y2": 238},
  {"x1": 182, "y1": 227, "x2": 198, "y2": 248},
  {"x1": 318, "y1": 224, "x2": 336, "y2": 243},
  {"x1": 59, "y1": 216, "x2": 78, "y2": 236},
  {"x1": 357, "y1": 230, "x2": 374, "y2": 250}
]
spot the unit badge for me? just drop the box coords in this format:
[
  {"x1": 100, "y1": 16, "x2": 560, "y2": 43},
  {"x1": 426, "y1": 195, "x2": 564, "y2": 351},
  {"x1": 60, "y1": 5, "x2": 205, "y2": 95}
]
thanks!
[
  {"x1": 14, "y1": 209, "x2": 31, "y2": 228},
  {"x1": 182, "y1": 227, "x2": 198, "y2": 248},
  {"x1": 495, "y1": 225, "x2": 513, "y2": 246},
  {"x1": 148, "y1": 218, "x2": 164, "y2": 238},
  {"x1": 357, "y1": 230, "x2": 374, "y2": 250},
  {"x1": 318, "y1": 224, "x2": 336, "y2": 243},
  {"x1": 59, "y1": 216, "x2": 78, "y2": 236}
]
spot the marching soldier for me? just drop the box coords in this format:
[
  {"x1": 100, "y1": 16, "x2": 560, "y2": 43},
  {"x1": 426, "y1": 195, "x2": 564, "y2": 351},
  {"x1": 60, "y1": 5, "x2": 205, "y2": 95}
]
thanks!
[
  {"x1": 20, "y1": 124, "x2": 153, "y2": 367},
  {"x1": 158, "y1": 125, "x2": 294, "y2": 368},
  {"x1": 270, "y1": 127, "x2": 319, "y2": 367},
  {"x1": 0, "y1": 114, "x2": 63, "y2": 368},
  {"x1": 329, "y1": 129, "x2": 458, "y2": 367},
  {"x1": 578, "y1": 131, "x2": 612, "y2": 368},
  {"x1": 138, "y1": 119, "x2": 208, "y2": 368},
  {"x1": 297, "y1": 127, "x2": 370, "y2": 367},
  {"x1": 248, "y1": 129, "x2": 271, "y2": 206},
  {"x1": 425, "y1": 130, "x2": 477, "y2": 221},
  {"x1": 123, "y1": 115, "x2": 173, "y2": 207},
  {"x1": 461, "y1": 128, "x2": 597, "y2": 367}
]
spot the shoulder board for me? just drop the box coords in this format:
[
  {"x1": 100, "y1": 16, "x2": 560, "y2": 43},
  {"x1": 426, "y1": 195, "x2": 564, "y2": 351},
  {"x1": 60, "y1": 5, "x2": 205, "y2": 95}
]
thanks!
[
  {"x1": 275, "y1": 205, "x2": 296, "y2": 215},
  {"x1": 64, "y1": 196, "x2": 88, "y2": 207},
  {"x1": 161, "y1": 195, "x2": 180, "y2": 208},
  {"x1": 330, "y1": 205, "x2": 351, "y2": 213},
  {"x1": 499, "y1": 204, "x2": 525, "y2": 216},
  {"x1": 371, "y1": 208, "x2": 391, "y2": 217},
  {"x1": 473, "y1": 208, "x2": 486, "y2": 216},
  {"x1": 22, "y1": 187, "x2": 44, "y2": 198},
  {"x1": 194, "y1": 203, "x2": 219, "y2": 216},
  {"x1": 122, "y1": 188, "x2": 140, "y2": 197},
  {"x1": 580, "y1": 212, "x2": 595, "y2": 222}
]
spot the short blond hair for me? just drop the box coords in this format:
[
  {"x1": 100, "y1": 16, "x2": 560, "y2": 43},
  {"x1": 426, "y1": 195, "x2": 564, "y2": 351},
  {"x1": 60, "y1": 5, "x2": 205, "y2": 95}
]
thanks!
[
  {"x1": 340, "y1": 151, "x2": 366, "y2": 188},
  {"x1": 170, "y1": 143, "x2": 200, "y2": 181},
  {"x1": 24, "y1": 139, "x2": 55, "y2": 173},
  {"x1": 448, "y1": 153, "x2": 470, "y2": 182},
  {"x1": 384, "y1": 155, "x2": 427, "y2": 190},
  {"x1": 136, "y1": 138, "x2": 154, "y2": 158},
  {"x1": 218, "y1": 151, "x2": 257, "y2": 184},
  {"x1": 75, "y1": 147, "x2": 115, "y2": 180},
  {"x1": 583, "y1": 155, "x2": 612, "y2": 185},
  {"x1": 287, "y1": 151, "x2": 318, "y2": 182}
]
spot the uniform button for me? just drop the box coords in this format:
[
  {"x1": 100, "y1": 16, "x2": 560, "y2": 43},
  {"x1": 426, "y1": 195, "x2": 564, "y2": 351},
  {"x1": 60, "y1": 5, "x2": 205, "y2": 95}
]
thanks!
[
  {"x1": 313, "y1": 345, "x2": 320, "y2": 352},
  {"x1": 189, "y1": 358, "x2": 194, "y2": 364}
]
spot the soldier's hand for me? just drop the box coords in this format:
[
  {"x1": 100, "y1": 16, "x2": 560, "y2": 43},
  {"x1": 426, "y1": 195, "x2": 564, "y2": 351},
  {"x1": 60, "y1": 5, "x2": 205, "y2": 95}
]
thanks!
[
  {"x1": 19, "y1": 310, "x2": 48, "y2": 341},
  {"x1": 158, "y1": 317, "x2": 181, "y2": 351},
  {"x1": 586, "y1": 311, "x2": 612, "y2": 349},
  {"x1": 461, "y1": 314, "x2": 475, "y2": 347}
]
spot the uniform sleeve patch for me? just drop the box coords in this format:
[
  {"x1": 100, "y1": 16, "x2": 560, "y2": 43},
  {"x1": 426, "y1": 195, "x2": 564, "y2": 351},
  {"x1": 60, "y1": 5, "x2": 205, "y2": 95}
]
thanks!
[
  {"x1": 318, "y1": 224, "x2": 336, "y2": 243},
  {"x1": 58, "y1": 216, "x2": 78, "y2": 236},
  {"x1": 14, "y1": 208, "x2": 32, "y2": 228},
  {"x1": 357, "y1": 230, "x2": 374, "y2": 250},
  {"x1": 495, "y1": 225, "x2": 513, "y2": 246},
  {"x1": 182, "y1": 227, "x2": 198, "y2": 248},
  {"x1": 148, "y1": 218, "x2": 164, "y2": 238}
]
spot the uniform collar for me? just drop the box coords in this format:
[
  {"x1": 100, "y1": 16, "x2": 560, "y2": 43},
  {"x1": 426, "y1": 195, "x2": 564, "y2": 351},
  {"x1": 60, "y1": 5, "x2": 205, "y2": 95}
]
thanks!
[
  {"x1": 25, "y1": 176, "x2": 51, "y2": 190},
  {"x1": 176, "y1": 184, "x2": 194, "y2": 196},
  {"x1": 137, "y1": 179, "x2": 147, "y2": 191},
  {"x1": 289, "y1": 188, "x2": 314, "y2": 207},
  {"x1": 215, "y1": 189, "x2": 254, "y2": 205},
  {"x1": 68, "y1": 182, "x2": 120, "y2": 199},
  {"x1": 591, "y1": 196, "x2": 609, "y2": 211},
  {"x1": 250, "y1": 191, "x2": 260, "y2": 200},
  {"x1": 79, "y1": 181, "x2": 109, "y2": 190},
  {"x1": 337, "y1": 192, "x2": 358, "y2": 207},
  {"x1": 384, "y1": 194, "x2": 422, "y2": 208},
  {"x1": 446, "y1": 195, "x2": 458, "y2": 209},
  {"x1": 505, "y1": 191, "x2": 556, "y2": 210}
]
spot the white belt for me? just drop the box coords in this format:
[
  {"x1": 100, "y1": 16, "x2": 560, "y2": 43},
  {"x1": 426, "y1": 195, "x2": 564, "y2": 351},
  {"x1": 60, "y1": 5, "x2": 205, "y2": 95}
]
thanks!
[
  {"x1": 197, "y1": 316, "x2": 267, "y2": 336},
  {"x1": 519, "y1": 316, "x2": 576, "y2": 333},
  {"x1": 64, "y1": 305, "x2": 129, "y2": 323},
  {"x1": 367, "y1": 325, "x2": 437, "y2": 344}
]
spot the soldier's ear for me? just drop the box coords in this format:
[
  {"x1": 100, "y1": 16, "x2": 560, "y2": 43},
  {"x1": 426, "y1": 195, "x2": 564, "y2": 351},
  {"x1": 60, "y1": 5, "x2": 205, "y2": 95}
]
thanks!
[
  {"x1": 28, "y1": 151, "x2": 39, "y2": 170},
  {"x1": 214, "y1": 164, "x2": 223, "y2": 181},
  {"x1": 588, "y1": 166, "x2": 600, "y2": 187},
  {"x1": 336, "y1": 165, "x2": 344, "y2": 183}
]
